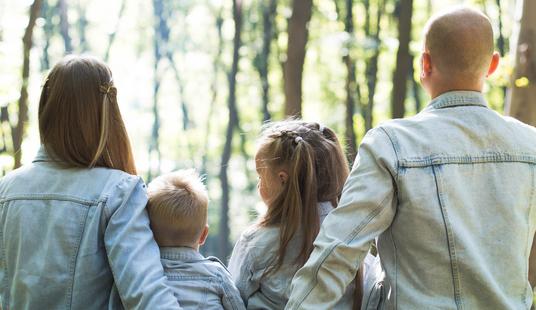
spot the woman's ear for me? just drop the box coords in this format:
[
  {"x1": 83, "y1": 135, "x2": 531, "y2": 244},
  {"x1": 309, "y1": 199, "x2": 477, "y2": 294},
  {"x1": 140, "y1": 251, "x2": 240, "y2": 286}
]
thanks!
[{"x1": 278, "y1": 171, "x2": 288, "y2": 185}]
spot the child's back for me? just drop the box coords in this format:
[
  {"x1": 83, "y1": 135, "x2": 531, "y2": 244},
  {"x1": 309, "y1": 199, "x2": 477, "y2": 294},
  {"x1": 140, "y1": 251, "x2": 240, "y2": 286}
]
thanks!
[
  {"x1": 147, "y1": 170, "x2": 245, "y2": 310},
  {"x1": 160, "y1": 247, "x2": 244, "y2": 310},
  {"x1": 229, "y1": 202, "x2": 356, "y2": 309}
]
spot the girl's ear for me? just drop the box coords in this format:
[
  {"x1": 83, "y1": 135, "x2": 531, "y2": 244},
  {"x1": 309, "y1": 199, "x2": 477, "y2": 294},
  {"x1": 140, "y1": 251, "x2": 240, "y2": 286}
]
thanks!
[{"x1": 278, "y1": 171, "x2": 288, "y2": 185}]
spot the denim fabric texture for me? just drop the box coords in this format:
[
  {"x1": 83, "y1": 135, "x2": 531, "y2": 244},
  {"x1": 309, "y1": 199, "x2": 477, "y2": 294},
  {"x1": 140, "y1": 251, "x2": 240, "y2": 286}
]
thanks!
[
  {"x1": 229, "y1": 202, "x2": 356, "y2": 309},
  {"x1": 0, "y1": 147, "x2": 180, "y2": 309},
  {"x1": 159, "y1": 247, "x2": 245, "y2": 310},
  {"x1": 286, "y1": 91, "x2": 536, "y2": 310}
]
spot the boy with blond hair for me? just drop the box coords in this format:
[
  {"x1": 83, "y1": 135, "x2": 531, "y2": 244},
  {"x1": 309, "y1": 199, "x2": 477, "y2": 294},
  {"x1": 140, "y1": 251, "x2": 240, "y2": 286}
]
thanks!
[
  {"x1": 147, "y1": 169, "x2": 245, "y2": 310},
  {"x1": 287, "y1": 7, "x2": 536, "y2": 309}
]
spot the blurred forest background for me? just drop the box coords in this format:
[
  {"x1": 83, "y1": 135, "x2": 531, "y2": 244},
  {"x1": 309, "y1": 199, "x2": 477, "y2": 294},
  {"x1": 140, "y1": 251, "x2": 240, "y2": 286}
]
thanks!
[{"x1": 0, "y1": 0, "x2": 535, "y2": 260}]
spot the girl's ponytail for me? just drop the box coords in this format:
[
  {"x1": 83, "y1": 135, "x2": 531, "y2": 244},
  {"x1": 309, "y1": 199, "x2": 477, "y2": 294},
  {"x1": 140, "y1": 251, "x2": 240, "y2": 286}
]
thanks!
[{"x1": 277, "y1": 137, "x2": 319, "y2": 270}]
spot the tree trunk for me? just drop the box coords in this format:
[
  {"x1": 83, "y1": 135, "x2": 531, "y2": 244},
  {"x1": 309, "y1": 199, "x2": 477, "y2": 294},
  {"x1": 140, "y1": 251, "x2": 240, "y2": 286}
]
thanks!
[
  {"x1": 363, "y1": 0, "x2": 385, "y2": 132},
  {"x1": 104, "y1": 0, "x2": 127, "y2": 61},
  {"x1": 77, "y1": 2, "x2": 89, "y2": 52},
  {"x1": 219, "y1": 0, "x2": 242, "y2": 260},
  {"x1": 13, "y1": 0, "x2": 42, "y2": 169},
  {"x1": 391, "y1": 0, "x2": 413, "y2": 119},
  {"x1": 335, "y1": 0, "x2": 360, "y2": 162},
  {"x1": 40, "y1": 0, "x2": 53, "y2": 71},
  {"x1": 201, "y1": 10, "x2": 223, "y2": 178},
  {"x1": 256, "y1": 0, "x2": 277, "y2": 122},
  {"x1": 505, "y1": 0, "x2": 536, "y2": 126},
  {"x1": 284, "y1": 0, "x2": 312, "y2": 117},
  {"x1": 58, "y1": 0, "x2": 72, "y2": 54},
  {"x1": 147, "y1": 0, "x2": 165, "y2": 182}
]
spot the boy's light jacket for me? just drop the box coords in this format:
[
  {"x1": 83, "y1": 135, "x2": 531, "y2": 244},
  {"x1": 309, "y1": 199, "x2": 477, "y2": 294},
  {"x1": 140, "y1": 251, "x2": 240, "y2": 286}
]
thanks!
[
  {"x1": 0, "y1": 148, "x2": 180, "y2": 309},
  {"x1": 287, "y1": 91, "x2": 536, "y2": 310},
  {"x1": 159, "y1": 247, "x2": 245, "y2": 310}
]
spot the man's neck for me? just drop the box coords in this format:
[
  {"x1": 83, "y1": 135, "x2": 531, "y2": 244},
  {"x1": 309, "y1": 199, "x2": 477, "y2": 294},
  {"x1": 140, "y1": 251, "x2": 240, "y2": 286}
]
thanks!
[{"x1": 430, "y1": 86, "x2": 483, "y2": 99}]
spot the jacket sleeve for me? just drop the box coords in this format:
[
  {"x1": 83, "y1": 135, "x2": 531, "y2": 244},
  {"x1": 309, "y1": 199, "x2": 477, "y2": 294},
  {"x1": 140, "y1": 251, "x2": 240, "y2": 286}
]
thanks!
[
  {"x1": 104, "y1": 176, "x2": 181, "y2": 309},
  {"x1": 220, "y1": 268, "x2": 247, "y2": 310},
  {"x1": 285, "y1": 127, "x2": 398, "y2": 310},
  {"x1": 228, "y1": 232, "x2": 260, "y2": 306}
]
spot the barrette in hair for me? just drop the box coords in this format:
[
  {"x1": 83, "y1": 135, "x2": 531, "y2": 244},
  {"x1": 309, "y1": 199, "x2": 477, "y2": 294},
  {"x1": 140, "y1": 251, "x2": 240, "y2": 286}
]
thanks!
[
  {"x1": 318, "y1": 124, "x2": 325, "y2": 133},
  {"x1": 99, "y1": 78, "x2": 114, "y2": 95},
  {"x1": 295, "y1": 136, "x2": 304, "y2": 144}
]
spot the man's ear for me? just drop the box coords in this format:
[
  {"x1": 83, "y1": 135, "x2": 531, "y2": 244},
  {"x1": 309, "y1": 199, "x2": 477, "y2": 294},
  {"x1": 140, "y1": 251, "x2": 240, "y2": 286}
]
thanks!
[
  {"x1": 421, "y1": 52, "x2": 433, "y2": 78},
  {"x1": 278, "y1": 171, "x2": 288, "y2": 185},
  {"x1": 486, "y1": 52, "x2": 500, "y2": 77},
  {"x1": 198, "y1": 225, "x2": 209, "y2": 246}
]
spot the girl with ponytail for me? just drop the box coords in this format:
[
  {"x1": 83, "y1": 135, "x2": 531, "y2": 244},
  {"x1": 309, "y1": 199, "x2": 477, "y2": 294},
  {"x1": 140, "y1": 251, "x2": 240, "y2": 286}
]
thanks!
[{"x1": 229, "y1": 120, "x2": 357, "y2": 309}]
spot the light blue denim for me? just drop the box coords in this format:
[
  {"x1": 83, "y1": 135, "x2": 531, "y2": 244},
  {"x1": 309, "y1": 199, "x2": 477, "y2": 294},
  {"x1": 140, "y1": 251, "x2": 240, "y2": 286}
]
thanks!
[
  {"x1": 229, "y1": 202, "x2": 356, "y2": 309},
  {"x1": 158, "y1": 247, "x2": 245, "y2": 310},
  {"x1": 286, "y1": 91, "x2": 536, "y2": 310},
  {"x1": 0, "y1": 147, "x2": 181, "y2": 309}
]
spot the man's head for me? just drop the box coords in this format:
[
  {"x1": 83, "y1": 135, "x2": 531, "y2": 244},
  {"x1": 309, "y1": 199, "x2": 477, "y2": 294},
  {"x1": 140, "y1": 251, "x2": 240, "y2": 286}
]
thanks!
[
  {"x1": 420, "y1": 7, "x2": 500, "y2": 97},
  {"x1": 147, "y1": 169, "x2": 209, "y2": 249}
]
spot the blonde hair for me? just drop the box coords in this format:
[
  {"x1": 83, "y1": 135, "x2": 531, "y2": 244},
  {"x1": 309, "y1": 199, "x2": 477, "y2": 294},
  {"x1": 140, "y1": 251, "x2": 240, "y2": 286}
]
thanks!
[
  {"x1": 38, "y1": 55, "x2": 136, "y2": 174},
  {"x1": 147, "y1": 169, "x2": 209, "y2": 247},
  {"x1": 257, "y1": 120, "x2": 349, "y2": 273}
]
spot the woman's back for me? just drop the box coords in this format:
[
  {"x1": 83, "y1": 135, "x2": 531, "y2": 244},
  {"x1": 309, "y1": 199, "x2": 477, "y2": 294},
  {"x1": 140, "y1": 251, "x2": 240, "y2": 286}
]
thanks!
[{"x1": 0, "y1": 153, "x2": 178, "y2": 310}]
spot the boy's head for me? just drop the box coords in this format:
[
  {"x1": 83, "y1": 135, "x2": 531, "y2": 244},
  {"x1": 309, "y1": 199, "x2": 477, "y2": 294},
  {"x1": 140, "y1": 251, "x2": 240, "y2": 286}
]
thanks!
[
  {"x1": 147, "y1": 169, "x2": 209, "y2": 249},
  {"x1": 420, "y1": 7, "x2": 500, "y2": 97}
]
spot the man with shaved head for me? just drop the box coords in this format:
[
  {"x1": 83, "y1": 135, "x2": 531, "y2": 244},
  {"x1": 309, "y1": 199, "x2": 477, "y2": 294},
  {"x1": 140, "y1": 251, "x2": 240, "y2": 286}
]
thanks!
[{"x1": 286, "y1": 7, "x2": 536, "y2": 309}]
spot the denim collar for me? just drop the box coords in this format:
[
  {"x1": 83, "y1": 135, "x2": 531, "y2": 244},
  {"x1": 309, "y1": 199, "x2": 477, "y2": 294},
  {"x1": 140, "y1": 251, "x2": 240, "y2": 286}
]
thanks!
[
  {"x1": 425, "y1": 91, "x2": 488, "y2": 111},
  {"x1": 32, "y1": 145, "x2": 53, "y2": 163},
  {"x1": 160, "y1": 246, "x2": 204, "y2": 262}
]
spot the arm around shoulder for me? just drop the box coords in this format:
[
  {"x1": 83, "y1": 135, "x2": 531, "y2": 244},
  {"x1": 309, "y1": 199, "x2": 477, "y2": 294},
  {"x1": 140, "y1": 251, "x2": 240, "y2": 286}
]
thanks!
[
  {"x1": 104, "y1": 176, "x2": 181, "y2": 309},
  {"x1": 286, "y1": 127, "x2": 398, "y2": 310}
]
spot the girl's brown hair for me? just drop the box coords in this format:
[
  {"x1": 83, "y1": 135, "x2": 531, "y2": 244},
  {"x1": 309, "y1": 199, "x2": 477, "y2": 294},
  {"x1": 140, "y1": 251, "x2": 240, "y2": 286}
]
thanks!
[
  {"x1": 38, "y1": 55, "x2": 136, "y2": 175},
  {"x1": 257, "y1": 120, "x2": 349, "y2": 273}
]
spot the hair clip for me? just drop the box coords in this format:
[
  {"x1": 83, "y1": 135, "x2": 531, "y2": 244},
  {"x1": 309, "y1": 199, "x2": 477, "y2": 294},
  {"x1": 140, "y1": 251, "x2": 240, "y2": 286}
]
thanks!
[
  {"x1": 318, "y1": 124, "x2": 325, "y2": 133},
  {"x1": 295, "y1": 136, "x2": 304, "y2": 144}
]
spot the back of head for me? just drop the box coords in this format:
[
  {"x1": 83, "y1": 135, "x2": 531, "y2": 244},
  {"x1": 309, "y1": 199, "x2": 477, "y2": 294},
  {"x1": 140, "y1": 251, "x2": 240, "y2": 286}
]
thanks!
[
  {"x1": 39, "y1": 55, "x2": 136, "y2": 174},
  {"x1": 147, "y1": 169, "x2": 208, "y2": 247},
  {"x1": 424, "y1": 7, "x2": 494, "y2": 81},
  {"x1": 257, "y1": 120, "x2": 349, "y2": 271}
]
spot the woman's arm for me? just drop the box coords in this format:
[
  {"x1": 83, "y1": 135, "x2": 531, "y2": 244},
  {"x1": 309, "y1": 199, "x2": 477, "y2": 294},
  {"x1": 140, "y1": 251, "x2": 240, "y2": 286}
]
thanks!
[{"x1": 104, "y1": 176, "x2": 181, "y2": 309}]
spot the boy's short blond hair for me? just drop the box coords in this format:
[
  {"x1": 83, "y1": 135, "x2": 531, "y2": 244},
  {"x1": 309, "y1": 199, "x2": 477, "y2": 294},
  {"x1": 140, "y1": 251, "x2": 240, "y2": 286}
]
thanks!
[{"x1": 147, "y1": 169, "x2": 208, "y2": 247}]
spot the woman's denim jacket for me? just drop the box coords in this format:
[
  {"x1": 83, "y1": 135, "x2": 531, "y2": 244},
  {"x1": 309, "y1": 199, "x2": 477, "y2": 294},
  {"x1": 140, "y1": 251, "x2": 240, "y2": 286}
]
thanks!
[
  {"x1": 0, "y1": 148, "x2": 180, "y2": 309},
  {"x1": 229, "y1": 202, "x2": 356, "y2": 309},
  {"x1": 286, "y1": 91, "x2": 536, "y2": 310}
]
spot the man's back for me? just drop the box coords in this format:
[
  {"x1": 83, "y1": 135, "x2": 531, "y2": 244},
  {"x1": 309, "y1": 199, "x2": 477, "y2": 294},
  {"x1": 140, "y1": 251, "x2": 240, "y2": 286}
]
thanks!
[
  {"x1": 376, "y1": 91, "x2": 536, "y2": 309},
  {"x1": 286, "y1": 91, "x2": 536, "y2": 310}
]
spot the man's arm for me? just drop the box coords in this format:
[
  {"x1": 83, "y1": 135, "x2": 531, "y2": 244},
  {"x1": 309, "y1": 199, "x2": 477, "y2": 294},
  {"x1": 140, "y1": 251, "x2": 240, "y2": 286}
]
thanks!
[{"x1": 286, "y1": 127, "x2": 398, "y2": 310}]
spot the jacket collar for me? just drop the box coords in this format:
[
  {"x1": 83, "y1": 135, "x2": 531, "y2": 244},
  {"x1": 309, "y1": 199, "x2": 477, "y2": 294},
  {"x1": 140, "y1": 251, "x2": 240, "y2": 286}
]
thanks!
[
  {"x1": 160, "y1": 246, "x2": 204, "y2": 262},
  {"x1": 32, "y1": 145, "x2": 53, "y2": 163},
  {"x1": 425, "y1": 91, "x2": 488, "y2": 111}
]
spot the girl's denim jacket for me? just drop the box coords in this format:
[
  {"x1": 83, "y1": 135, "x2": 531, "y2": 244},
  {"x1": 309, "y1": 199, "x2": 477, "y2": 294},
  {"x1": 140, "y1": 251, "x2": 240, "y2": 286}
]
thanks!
[
  {"x1": 286, "y1": 91, "x2": 536, "y2": 310},
  {"x1": 229, "y1": 202, "x2": 356, "y2": 309},
  {"x1": 0, "y1": 148, "x2": 180, "y2": 309}
]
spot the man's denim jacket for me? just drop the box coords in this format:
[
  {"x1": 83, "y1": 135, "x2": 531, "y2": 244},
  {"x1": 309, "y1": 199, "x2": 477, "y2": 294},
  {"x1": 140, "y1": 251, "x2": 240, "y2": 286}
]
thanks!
[
  {"x1": 286, "y1": 91, "x2": 536, "y2": 310},
  {"x1": 0, "y1": 148, "x2": 180, "y2": 309},
  {"x1": 229, "y1": 202, "x2": 356, "y2": 309},
  {"x1": 159, "y1": 247, "x2": 245, "y2": 310}
]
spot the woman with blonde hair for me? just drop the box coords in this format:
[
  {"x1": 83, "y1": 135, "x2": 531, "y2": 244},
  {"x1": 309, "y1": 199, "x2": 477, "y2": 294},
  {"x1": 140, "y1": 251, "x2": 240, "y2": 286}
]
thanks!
[{"x1": 0, "y1": 56, "x2": 180, "y2": 309}]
